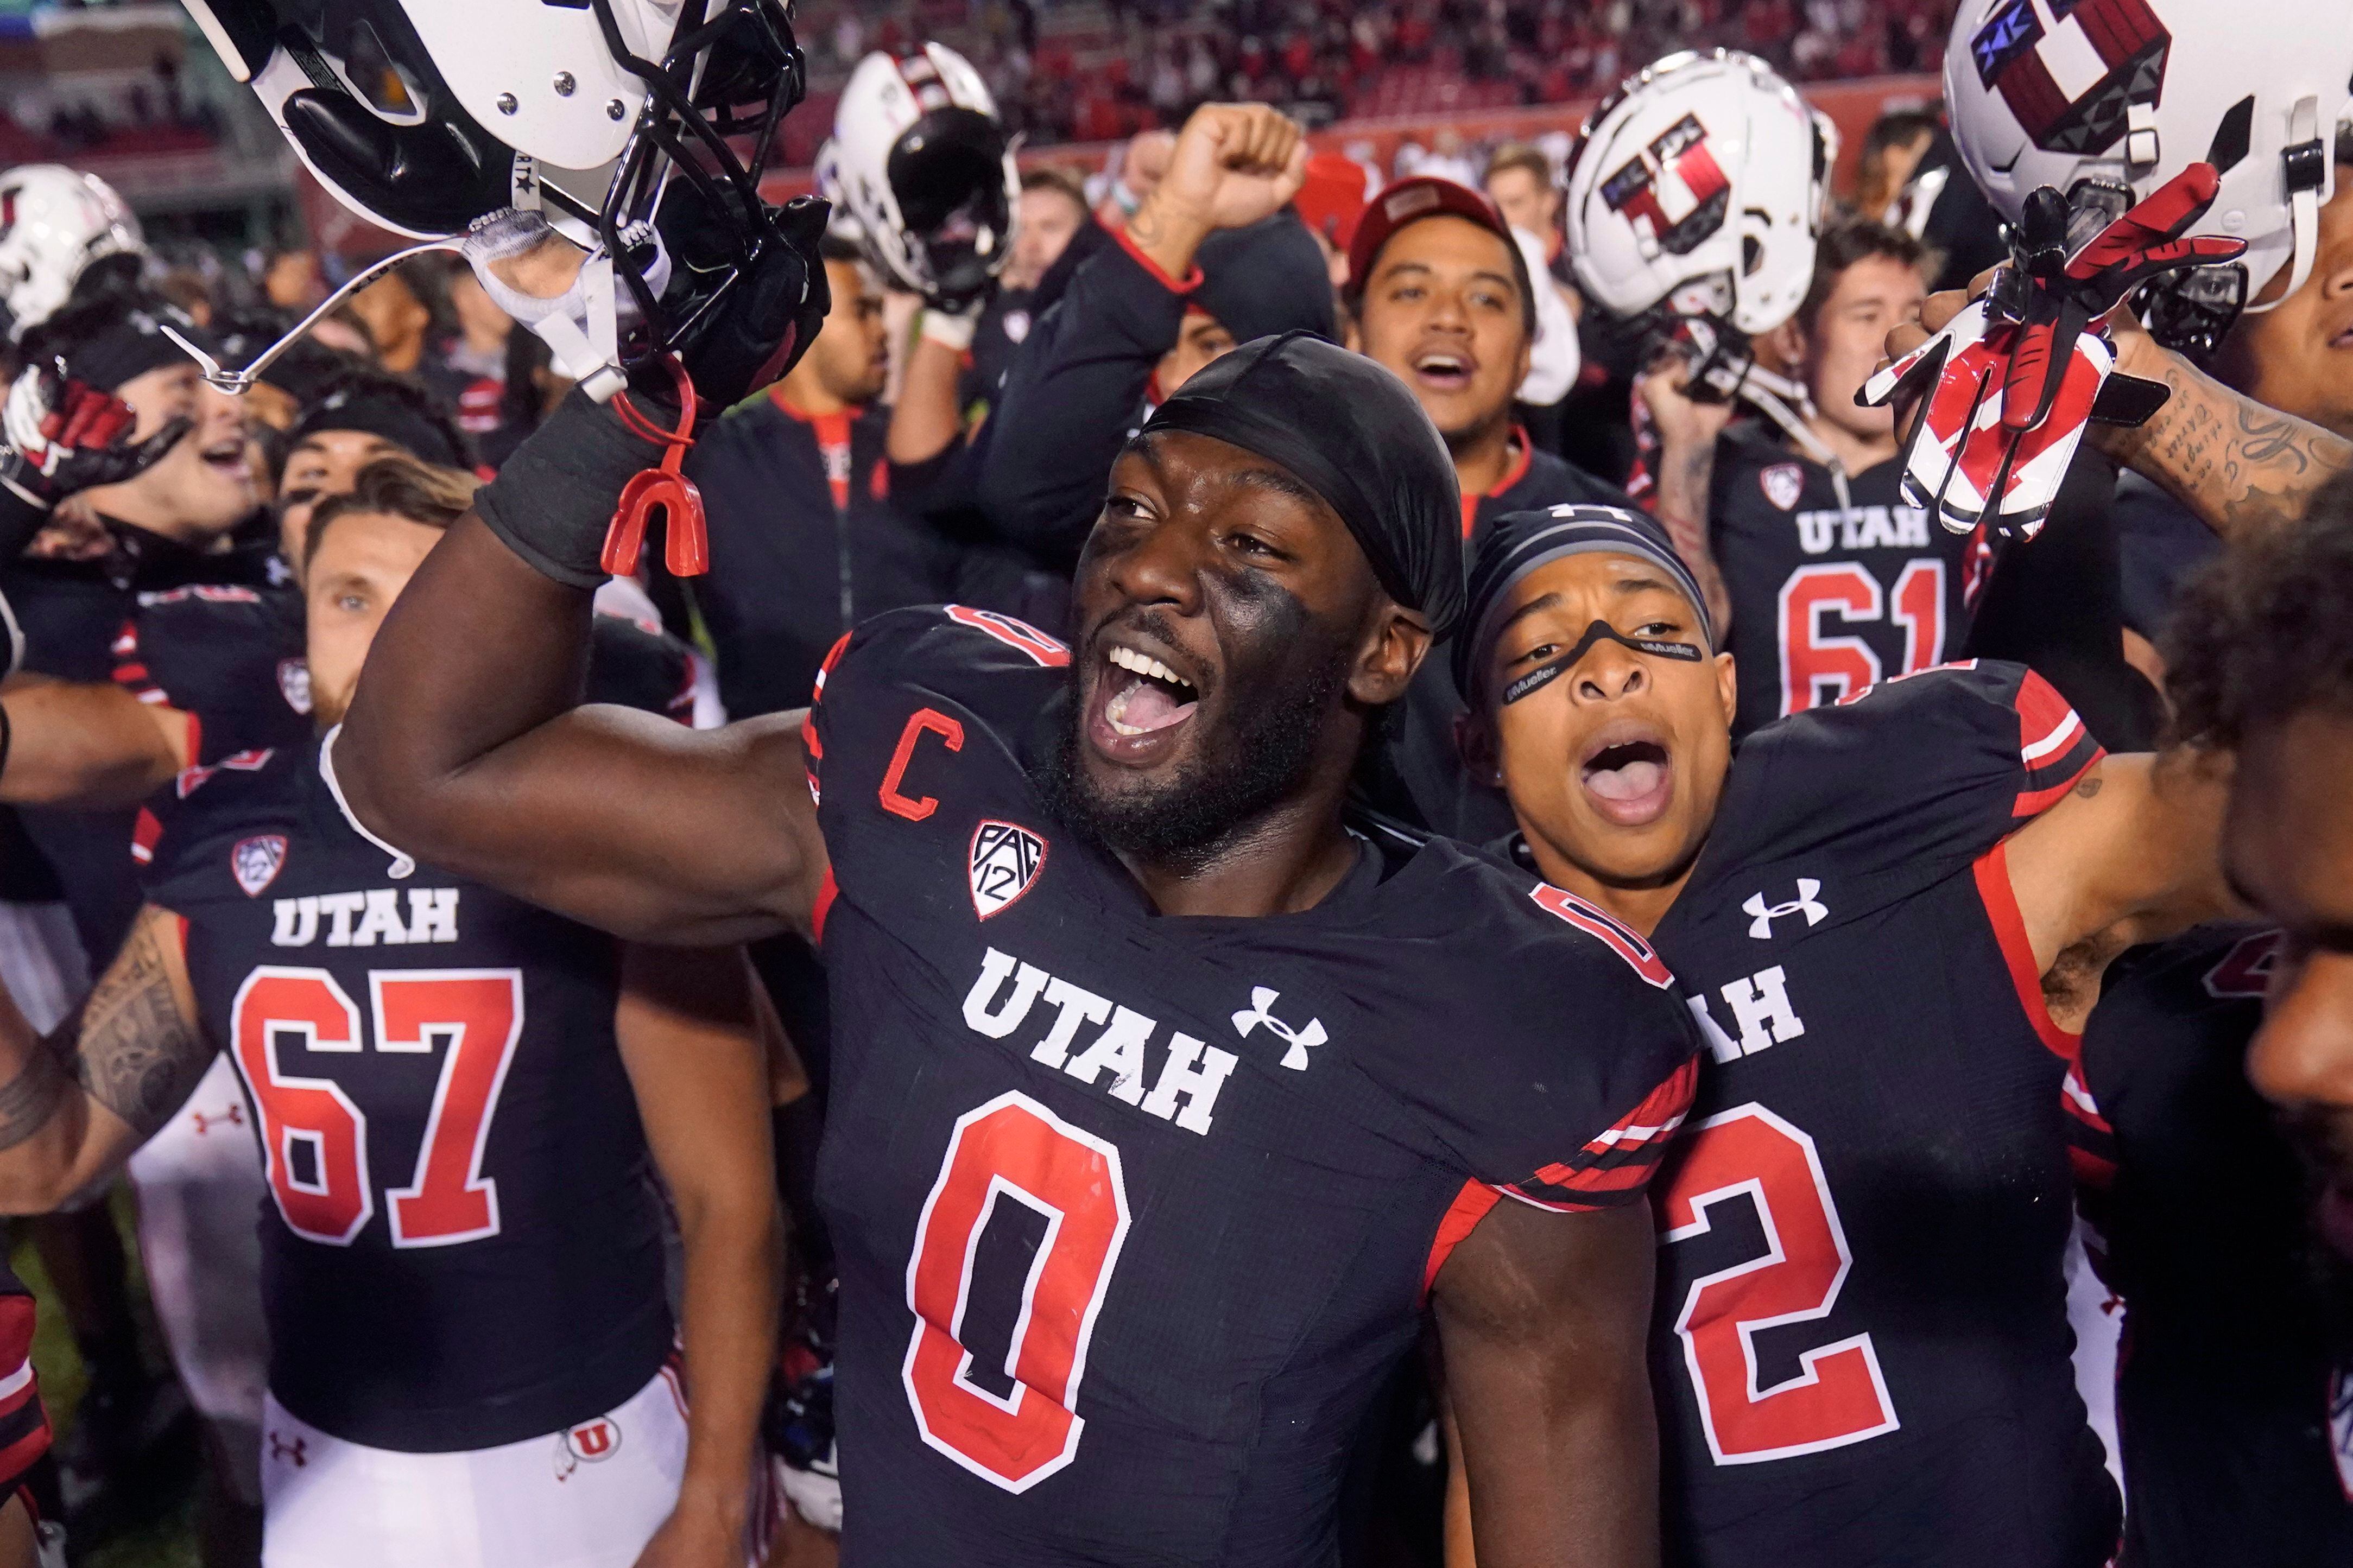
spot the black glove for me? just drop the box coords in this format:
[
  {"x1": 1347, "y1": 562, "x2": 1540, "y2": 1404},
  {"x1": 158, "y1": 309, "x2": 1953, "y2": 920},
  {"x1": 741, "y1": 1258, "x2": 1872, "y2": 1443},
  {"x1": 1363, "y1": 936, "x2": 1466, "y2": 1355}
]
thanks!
[
  {"x1": 648, "y1": 189, "x2": 834, "y2": 407},
  {"x1": 0, "y1": 360, "x2": 188, "y2": 515}
]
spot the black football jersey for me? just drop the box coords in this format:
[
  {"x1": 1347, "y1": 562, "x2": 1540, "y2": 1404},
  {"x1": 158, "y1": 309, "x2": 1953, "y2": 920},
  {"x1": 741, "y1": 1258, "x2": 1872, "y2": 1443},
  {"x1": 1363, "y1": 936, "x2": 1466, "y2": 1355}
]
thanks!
[
  {"x1": 1709, "y1": 424, "x2": 1983, "y2": 738},
  {"x1": 0, "y1": 1261, "x2": 48, "y2": 1501},
  {"x1": 805, "y1": 606, "x2": 1701, "y2": 1567},
  {"x1": 8, "y1": 527, "x2": 282, "y2": 962},
  {"x1": 114, "y1": 588, "x2": 696, "y2": 750},
  {"x1": 2076, "y1": 925, "x2": 2353, "y2": 1567},
  {"x1": 1636, "y1": 662, "x2": 2117, "y2": 1565},
  {"x1": 112, "y1": 583, "x2": 313, "y2": 763},
  {"x1": 137, "y1": 739, "x2": 671, "y2": 1452}
]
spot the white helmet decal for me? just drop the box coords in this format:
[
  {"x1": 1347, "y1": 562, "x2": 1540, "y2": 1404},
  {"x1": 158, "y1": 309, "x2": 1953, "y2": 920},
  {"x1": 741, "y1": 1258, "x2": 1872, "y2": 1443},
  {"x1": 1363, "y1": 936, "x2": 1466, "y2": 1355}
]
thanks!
[
  {"x1": 1946, "y1": 0, "x2": 2353, "y2": 334},
  {"x1": 1596, "y1": 113, "x2": 1735, "y2": 261},
  {"x1": 1565, "y1": 50, "x2": 1829, "y2": 338}
]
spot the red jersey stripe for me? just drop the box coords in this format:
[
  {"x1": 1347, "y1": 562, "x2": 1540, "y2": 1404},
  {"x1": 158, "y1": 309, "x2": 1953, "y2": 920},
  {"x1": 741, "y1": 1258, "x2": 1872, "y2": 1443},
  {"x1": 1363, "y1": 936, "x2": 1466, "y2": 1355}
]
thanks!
[
  {"x1": 1110, "y1": 222, "x2": 1205, "y2": 295},
  {"x1": 1972, "y1": 840, "x2": 2078, "y2": 1061},
  {"x1": 1421, "y1": 1179, "x2": 1501, "y2": 1299}
]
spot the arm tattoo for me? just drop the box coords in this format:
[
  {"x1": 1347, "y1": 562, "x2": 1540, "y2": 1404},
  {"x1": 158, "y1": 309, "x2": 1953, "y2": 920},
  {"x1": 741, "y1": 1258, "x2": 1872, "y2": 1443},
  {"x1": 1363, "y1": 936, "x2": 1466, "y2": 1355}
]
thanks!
[
  {"x1": 0, "y1": 1022, "x2": 73, "y2": 1154},
  {"x1": 2101, "y1": 357, "x2": 2353, "y2": 539},
  {"x1": 73, "y1": 918, "x2": 211, "y2": 1138}
]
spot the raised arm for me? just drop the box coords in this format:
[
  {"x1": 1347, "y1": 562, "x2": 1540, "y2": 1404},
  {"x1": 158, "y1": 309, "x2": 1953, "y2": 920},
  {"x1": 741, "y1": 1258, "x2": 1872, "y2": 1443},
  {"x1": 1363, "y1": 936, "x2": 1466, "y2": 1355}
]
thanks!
[
  {"x1": 0, "y1": 676, "x2": 188, "y2": 808},
  {"x1": 972, "y1": 104, "x2": 1305, "y2": 568},
  {"x1": 1634, "y1": 362, "x2": 1735, "y2": 632},
  {"x1": 888, "y1": 313, "x2": 974, "y2": 468},
  {"x1": 615, "y1": 942, "x2": 780, "y2": 1567},
  {"x1": 1885, "y1": 280, "x2": 2353, "y2": 542},
  {"x1": 332, "y1": 428, "x2": 827, "y2": 947},
  {"x1": 2091, "y1": 333, "x2": 2353, "y2": 541},
  {"x1": 0, "y1": 903, "x2": 213, "y2": 1214},
  {"x1": 2003, "y1": 751, "x2": 2240, "y2": 1024},
  {"x1": 1433, "y1": 1198, "x2": 1660, "y2": 1568}
]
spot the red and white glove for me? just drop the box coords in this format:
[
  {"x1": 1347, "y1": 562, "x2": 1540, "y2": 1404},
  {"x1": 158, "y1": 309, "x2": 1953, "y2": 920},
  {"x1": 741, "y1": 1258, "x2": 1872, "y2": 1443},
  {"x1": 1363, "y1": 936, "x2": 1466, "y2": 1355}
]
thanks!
[
  {"x1": 0, "y1": 361, "x2": 187, "y2": 515},
  {"x1": 1860, "y1": 163, "x2": 2247, "y2": 541}
]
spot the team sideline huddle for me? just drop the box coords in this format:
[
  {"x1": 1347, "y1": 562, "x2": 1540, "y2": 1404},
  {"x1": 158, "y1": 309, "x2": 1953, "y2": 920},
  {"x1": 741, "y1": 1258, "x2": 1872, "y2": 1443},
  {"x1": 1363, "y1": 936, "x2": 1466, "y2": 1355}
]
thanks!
[{"x1": 0, "y1": 0, "x2": 2344, "y2": 1565}]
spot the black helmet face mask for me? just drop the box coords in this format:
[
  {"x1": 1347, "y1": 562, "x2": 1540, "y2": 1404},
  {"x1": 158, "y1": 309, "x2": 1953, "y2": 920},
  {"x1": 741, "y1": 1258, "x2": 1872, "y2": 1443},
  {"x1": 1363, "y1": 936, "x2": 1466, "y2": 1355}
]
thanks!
[
  {"x1": 180, "y1": 0, "x2": 827, "y2": 398},
  {"x1": 886, "y1": 105, "x2": 1013, "y2": 305}
]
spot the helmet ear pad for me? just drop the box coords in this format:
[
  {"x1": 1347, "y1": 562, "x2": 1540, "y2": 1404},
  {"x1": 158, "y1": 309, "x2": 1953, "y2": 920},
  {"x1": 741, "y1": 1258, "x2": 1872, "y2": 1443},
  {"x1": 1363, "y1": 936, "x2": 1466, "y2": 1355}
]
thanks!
[{"x1": 282, "y1": 88, "x2": 516, "y2": 237}]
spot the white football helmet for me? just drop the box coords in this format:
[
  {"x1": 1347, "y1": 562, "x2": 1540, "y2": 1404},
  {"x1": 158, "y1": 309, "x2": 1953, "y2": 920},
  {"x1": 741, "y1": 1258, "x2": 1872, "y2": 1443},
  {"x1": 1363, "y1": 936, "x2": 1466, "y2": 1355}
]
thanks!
[
  {"x1": 1565, "y1": 50, "x2": 1830, "y2": 337},
  {"x1": 1946, "y1": 0, "x2": 2353, "y2": 348},
  {"x1": 0, "y1": 166, "x2": 144, "y2": 341},
  {"x1": 179, "y1": 0, "x2": 827, "y2": 401},
  {"x1": 819, "y1": 45, "x2": 1018, "y2": 306}
]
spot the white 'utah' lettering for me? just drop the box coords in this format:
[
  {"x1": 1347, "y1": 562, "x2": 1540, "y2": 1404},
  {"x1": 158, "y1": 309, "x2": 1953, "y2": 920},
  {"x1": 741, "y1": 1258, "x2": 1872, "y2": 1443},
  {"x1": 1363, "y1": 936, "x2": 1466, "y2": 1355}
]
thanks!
[
  {"x1": 271, "y1": 887, "x2": 460, "y2": 947},
  {"x1": 1794, "y1": 505, "x2": 1931, "y2": 555},
  {"x1": 961, "y1": 947, "x2": 1238, "y2": 1135},
  {"x1": 1686, "y1": 964, "x2": 1808, "y2": 1064}
]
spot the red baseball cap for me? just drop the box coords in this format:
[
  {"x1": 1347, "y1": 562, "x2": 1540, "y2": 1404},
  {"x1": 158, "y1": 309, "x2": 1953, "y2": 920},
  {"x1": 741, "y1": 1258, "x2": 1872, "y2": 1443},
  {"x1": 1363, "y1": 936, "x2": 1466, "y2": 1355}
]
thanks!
[
  {"x1": 1344, "y1": 175, "x2": 1536, "y2": 333},
  {"x1": 1345, "y1": 176, "x2": 1514, "y2": 287},
  {"x1": 1294, "y1": 153, "x2": 1374, "y2": 251}
]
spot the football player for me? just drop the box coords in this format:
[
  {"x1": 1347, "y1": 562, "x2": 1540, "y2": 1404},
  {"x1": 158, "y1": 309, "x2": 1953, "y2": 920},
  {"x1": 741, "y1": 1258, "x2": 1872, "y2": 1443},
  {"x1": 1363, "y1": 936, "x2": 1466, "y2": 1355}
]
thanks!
[
  {"x1": 0, "y1": 453, "x2": 780, "y2": 1567},
  {"x1": 1452, "y1": 503, "x2": 2235, "y2": 1566},
  {"x1": 0, "y1": 1261, "x2": 55, "y2": 1567},
  {"x1": 1639, "y1": 220, "x2": 1977, "y2": 737},
  {"x1": 0, "y1": 290, "x2": 274, "y2": 1513},
  {"x1": 1919, "y1": 3, "x2": 2353, "y2": 549},
  {"x1": 2136, "y1": 486, "x2": 2353, "y2": 1561},
  {"x1": 1561, "y1": 49, "x2": 1833, "y2": 625},
  {"x1": 0, "y1": 449, "x2": 694, "y2": 1538},
  {"x1": 2066, "y1": 921, "x2": 2350, "y2": 1563},
  {"x1": 334, "y1": 314, "x2": 1703, "y2": 1563}
]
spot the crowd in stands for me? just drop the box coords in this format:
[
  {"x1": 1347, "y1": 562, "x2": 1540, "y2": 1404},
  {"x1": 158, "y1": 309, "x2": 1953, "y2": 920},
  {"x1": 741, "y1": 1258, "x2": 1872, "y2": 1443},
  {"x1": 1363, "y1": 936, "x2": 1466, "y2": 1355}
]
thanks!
[{"x1": 788, "y1": 0, "x2": 1954, "y2": 157}]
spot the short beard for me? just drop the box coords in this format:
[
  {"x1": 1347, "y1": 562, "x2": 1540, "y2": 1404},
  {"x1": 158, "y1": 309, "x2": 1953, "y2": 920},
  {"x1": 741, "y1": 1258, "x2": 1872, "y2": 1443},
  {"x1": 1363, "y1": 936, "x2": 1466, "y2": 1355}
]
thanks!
[{"x1": 1031, "y1": 634, "x2": 1353, "y2": 878}]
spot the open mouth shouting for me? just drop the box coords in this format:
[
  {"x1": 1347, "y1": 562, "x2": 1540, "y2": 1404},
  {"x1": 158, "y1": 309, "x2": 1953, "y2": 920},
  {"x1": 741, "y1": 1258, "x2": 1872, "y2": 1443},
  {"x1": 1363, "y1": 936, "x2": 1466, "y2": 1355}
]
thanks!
[
  {"x1": 1411, "y1": 348, "x2": 1475, "y2": 394},
  {"x1": 1088, "y1": 640, "x2": 1201, "y2": 765},
  {"x1": 197, "y1": 433, "x2": 250, "y2": 479},
  {"x1": 1579, "y1": 720, "x2": 1675, "y2": 828}
]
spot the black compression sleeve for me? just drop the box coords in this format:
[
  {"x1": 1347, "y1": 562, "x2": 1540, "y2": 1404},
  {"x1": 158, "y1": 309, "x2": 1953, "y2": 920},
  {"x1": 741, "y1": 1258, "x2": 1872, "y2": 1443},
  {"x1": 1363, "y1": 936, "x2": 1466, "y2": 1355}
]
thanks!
[{"x1": 472, "y1": 389, "x2": 673, "y2": 588}]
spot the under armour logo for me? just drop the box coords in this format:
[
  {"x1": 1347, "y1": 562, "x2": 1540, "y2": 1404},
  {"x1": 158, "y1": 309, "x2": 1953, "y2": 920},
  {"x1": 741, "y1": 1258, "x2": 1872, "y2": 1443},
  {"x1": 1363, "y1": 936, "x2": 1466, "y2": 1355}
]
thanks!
[
  {"x1": 1743, "y1": 879, "x2": 1827, "y2": 939},
  {"x1": 268, "y1": 1432, "x2": 307, "y2": 1467},
  {"x1": 1231, "y1": 987, "x2": 1326, "y2": 1071}
]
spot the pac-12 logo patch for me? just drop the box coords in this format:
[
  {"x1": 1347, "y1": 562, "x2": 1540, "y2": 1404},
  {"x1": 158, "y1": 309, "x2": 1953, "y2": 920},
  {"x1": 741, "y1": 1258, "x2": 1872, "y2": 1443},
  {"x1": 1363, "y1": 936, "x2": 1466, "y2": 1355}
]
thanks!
[
  {"x1": 231, "y1": 835, "x2": 287, "y2": 897},
  {"x1": 277, "y1": 657, "x2": 312, "y2": 715},
  {"x1": 1760, "y1": 462, "x2": 1805, "y2": 512},
  {"x1": 969, "y1": 821, "x2": 1047, "y2": 921}
]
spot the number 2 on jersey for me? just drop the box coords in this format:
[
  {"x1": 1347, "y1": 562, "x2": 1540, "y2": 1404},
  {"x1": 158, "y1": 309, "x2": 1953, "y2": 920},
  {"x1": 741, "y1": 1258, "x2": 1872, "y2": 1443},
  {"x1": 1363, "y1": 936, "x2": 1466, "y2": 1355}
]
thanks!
[
  {"x1": 230, "y1": 967, "x2": 524, "y2": 1249},
  {"x1": 1660, "y1": 1103, "x2": 1899, "y2": 1463},
  {"x1": 903, "y1": 1091, "x2": 1130, "y2": 1493}
]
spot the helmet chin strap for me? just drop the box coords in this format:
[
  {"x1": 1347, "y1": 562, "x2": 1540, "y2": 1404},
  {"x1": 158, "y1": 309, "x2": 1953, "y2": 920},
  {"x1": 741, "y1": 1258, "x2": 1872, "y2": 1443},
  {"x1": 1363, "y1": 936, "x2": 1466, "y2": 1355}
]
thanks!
[
  {"x1": 462, "y1": 208, "x2": 673, "y2": 403},
  {"x1": 1735, "y1": 360, "x2": 1856, "y2": 518},
  {"x1": 2240, "y1": 93, "x2": 2324, "y2": 317}
]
